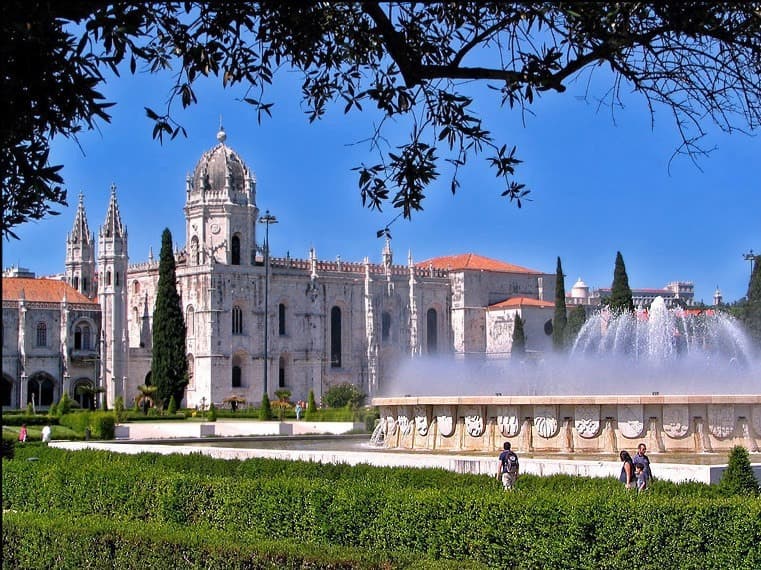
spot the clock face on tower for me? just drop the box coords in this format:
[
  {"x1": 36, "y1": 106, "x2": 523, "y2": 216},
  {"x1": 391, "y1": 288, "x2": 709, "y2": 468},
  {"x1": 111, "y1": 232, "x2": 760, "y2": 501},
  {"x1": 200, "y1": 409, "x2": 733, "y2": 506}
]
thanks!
[{"x1": 210, "y1": 223, "x2": 221, "y2": 234}]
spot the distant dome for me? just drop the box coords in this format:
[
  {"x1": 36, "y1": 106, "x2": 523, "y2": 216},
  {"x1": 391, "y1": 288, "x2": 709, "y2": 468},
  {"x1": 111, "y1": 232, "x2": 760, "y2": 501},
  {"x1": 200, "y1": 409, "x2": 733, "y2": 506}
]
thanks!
[
  {"x1": 571, "y1": 277, "x2": 589, "y2": 299},
  {"x1": 189, "y1": 128, "x2": 255, "y2": 200}
]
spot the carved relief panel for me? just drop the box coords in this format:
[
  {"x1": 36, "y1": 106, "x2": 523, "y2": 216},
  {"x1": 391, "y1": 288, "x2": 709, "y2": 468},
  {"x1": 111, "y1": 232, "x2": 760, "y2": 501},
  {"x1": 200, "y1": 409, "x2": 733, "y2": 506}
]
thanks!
[
  {"x1": 662, "y1": 405, "x2": 690, "y2": 439},
  {"x1": 574, "y1": 405, "x2": 600, "y2": 439},
  {"x1": 708, "y1": 405, "x2": 735, "y2": 439},
  {"x1": 533, "y1": 405, "x2": 558, "y2": 438},
  {"x1": 461, "y1": 405, "x2": 485, "y2": 437},
  {"x1": 495, "y1": 405, "x2": 520, "y2": 437},
  {"x1": 618, "y1": 405, "x2": 644, "y2": 439},
  {"x1": 752, "y1": 406, "x2": 761, "y2": 438},
  {"x1": 397, "y1": 406, "x2": 413, "y2": 437},
  {"x1": 383, "y1": 410, "x2": 397, "y2": 437},
  {"x1": 434, "y1": 405, "x2": 456, "y2": 438},
  {"x1": 414, "y1": 404, "x2": 431, "y2": 436}
]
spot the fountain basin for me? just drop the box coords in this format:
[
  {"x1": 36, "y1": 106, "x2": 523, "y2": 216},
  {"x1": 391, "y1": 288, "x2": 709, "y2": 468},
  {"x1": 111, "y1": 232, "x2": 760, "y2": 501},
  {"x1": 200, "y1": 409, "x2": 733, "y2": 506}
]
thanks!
[{"x1": 372, "y1": 394, "x2": 761, "y2": 454}]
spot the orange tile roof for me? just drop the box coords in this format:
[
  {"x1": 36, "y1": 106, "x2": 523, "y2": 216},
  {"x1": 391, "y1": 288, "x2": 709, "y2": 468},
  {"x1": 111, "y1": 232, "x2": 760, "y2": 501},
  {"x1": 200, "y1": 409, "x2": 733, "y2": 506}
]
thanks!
[
  {"x1": 489, "y1": 297, "x2": 554, "y2": 309},
  {"x1": 2, "y1": 277, "x2": 98, "y2": 305},
  {"x1": 416, "y1": 253, "x2": 541, "y2": 274}
]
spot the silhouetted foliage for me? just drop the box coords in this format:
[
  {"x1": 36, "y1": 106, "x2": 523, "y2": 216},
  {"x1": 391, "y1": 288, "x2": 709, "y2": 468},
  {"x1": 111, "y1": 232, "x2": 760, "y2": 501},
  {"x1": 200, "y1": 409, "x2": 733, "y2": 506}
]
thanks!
[
  {"x1": 4, "y1": 3, "x2": 761, "y2": 237},
  {"x1": 566, "y1": 305, "x2": 587, "y2": 345},
  {"x1": 323, "y1": 382, "x2": 366, "y2": 409}
]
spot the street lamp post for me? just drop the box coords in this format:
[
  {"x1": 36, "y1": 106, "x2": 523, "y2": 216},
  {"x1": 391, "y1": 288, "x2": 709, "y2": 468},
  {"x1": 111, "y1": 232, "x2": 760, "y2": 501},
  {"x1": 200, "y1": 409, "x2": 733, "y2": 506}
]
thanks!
[
  {"x1": 743, "y1": 249, "x2": 757, "y2": 279},
  {"x1": 259, "y1": 210, "x2": 278, "y2": 396}
]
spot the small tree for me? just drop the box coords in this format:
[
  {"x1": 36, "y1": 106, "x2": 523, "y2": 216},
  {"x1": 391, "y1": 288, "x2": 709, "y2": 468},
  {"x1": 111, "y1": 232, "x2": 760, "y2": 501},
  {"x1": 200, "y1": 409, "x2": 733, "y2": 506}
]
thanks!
[
  {"x1": 512, "y1": 314, "x2": 526, "y2": 355},
  {"x1": 719, "y1": 446, "x2": 760, "y2": 496},
  {"x1": 552, "y1": 257, "x2": 567, "y2": 351},
  {"x1": 273, "y1": 389, "x2": 292, "y2": 420},
  {"x1": 566, "y1": 305, "x2": 587, "y2": 346},
  {"x1": 167, "y1": 395, "x2": 178, "y2": 415},
  {"x1": 307, "y1": 389, "x2": 317, "y2": 413},
  {"x1": 323, "y1": 383, "x2": 365, "y2": 409},
  {"x1": 259, "y1": 393, "x2": 272, "y2": 420}
]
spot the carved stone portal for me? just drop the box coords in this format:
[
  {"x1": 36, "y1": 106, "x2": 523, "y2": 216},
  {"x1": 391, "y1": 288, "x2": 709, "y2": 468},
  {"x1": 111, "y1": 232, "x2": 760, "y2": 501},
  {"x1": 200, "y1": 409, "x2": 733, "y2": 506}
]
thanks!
[
  {"x1": 496, "y1": 406, "x2": 520, "y2": 437},
  {"x1": 662, "y1": 405, "x2": 690, "y2": 439},
  {"x1": 618, "y1": 405, "x2": 644, "y2": 439},
  {"x1": 533, "y1": 405, "x2": 558, "y2": 438},
  {"x1": 574, "y1": 405, "x2": 600, "y2": 439},
  {"x1": 708, "y1": 405, "x2": 735, "y2": 439}
]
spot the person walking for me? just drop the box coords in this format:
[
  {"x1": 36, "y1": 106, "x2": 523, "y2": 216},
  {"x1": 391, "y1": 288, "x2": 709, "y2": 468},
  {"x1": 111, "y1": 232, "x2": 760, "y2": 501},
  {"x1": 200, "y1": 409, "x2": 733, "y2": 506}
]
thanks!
[
  {"x1": 619, "y1": 450, "x2": 635, "y2": 489},
  {"x1": 41, "y1": 424, "x2": 52, "y2": 443},
  {"x1": 18, "y1": 423, "x2": 28, "y2": 442},
  {"x1": 632, "y1": 443, "x2": 653, "y2": 481},
  {"x1": 496, "y1": 442, "x2": 520, "y2": 490}
]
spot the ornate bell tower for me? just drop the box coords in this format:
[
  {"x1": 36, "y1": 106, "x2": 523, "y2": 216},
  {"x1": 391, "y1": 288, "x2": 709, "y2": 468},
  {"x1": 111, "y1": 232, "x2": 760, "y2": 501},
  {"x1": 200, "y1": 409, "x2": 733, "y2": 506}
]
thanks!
[{"x1": 97, "y1": 184, "x2": 129, "y2": 406}]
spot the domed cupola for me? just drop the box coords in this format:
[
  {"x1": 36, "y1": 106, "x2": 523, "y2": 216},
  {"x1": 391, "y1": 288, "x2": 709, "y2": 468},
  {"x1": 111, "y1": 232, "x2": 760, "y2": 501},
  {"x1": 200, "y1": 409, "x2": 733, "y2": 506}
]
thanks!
[
  {"x1": 184, "y1": 127, "x2": 260, "y2": 267},
  {"x1": 188, "y1": 127, "x2": 256, "y2": 205}
]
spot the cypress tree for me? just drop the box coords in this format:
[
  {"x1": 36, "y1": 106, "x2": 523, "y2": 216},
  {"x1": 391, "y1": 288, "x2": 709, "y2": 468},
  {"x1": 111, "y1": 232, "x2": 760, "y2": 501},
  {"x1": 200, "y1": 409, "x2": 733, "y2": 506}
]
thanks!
[
  {"x1": 608, "y1": 251, "x2": 634, "y2": 314},
  {"x1": 151, "y1": 228, "x2": 188, "y2": 409},
  {"x1": 307, "y1": 389, "x2": 317, "y2": 414},
  {"x1": 743, "y1": 255, "x2": 761, "y2": 346},
  {"x1": 512, "y1": 314, "x2": 526, "y2": 355},
  {"x1": 552, "y1": 257, "x2": 567, "y2": 350}
]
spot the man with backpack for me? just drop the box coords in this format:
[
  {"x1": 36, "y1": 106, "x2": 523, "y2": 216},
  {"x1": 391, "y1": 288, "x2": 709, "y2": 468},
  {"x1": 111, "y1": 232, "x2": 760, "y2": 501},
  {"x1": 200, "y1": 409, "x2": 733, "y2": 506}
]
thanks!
[{"x1": 496, "y1": 441, "x2": 519, "y2": 490}]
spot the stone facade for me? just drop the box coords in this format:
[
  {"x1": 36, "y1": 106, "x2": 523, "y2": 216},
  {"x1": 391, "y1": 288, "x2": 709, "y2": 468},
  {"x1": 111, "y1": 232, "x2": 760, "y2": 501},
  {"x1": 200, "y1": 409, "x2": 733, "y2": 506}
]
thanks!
[{"x1": 3, "y1": 129, "x2": 557, "y2": 410}]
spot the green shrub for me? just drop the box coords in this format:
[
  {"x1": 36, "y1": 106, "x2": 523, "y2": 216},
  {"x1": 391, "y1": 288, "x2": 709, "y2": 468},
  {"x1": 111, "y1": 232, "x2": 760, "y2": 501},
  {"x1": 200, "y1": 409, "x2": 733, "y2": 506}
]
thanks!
[
  {"x1": 89, "y1": 412, "x2": 116, "y2": 440},
  {"x1": 1, "y1": 415, "x2": 58, "y2": 427},
  {"x1": 48, "y1": 402, "x2": 58, "y2": 417},
  {"x1": 114, "y1": 396, "x2": 126, "y2": 423},
  {"x1": 323, "y1": 382, "x2": 365, "y2": 409},
  {"x1": 259, "y1": 393, "x2": 272, "y2": 420},
  {"x1": 26, "y1": 403, "x2": 33, "y2": 415},
  {"x1": 58, "y1": 392, "x2": 72, "y2": 415},
  {"x1": 720, "y1": 446, "x2": 760, "y2": 496},
  {"x1": 206, "y1": 402, "x2": 217, "y2": 422},
  {"x1": 307, "y1": 389, "x2": 317, "y2": 413}
]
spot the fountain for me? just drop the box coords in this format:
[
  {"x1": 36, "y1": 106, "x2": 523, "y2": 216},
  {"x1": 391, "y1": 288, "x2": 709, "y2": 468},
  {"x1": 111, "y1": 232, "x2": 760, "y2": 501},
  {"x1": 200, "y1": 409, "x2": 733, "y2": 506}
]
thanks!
[{"x1": 372, "y1": 298, "x2": 761, "y2": 454}]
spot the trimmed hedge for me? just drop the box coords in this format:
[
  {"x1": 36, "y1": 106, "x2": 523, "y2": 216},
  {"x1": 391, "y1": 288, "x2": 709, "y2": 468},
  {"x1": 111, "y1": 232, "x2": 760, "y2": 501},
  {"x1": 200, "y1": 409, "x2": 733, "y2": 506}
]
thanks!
[
  {"x1": 2, "y1": 511, "x2": 478, "y2": 569},
  {"x1": 3, "y1": 447, "x2": 760, "y2": 568},
  {"x1": 1, "y1": 414, "x2": 59, "y2": 426},
  {"x1": 58, "y1": 412, "x2": 115, "y2": 439}
]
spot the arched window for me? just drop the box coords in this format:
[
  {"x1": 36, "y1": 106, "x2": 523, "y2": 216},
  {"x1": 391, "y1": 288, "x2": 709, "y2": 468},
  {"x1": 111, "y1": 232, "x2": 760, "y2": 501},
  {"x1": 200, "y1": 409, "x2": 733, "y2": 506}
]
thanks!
[
  {"x1": 27, "y1": 375, "x2": 55, "y2": 406},
  {"x1": 74, "y1": 323, "x2": 91, "y2": 350},
  {"x1": 115, "y1": 272, "x2": 120, "y2": 286},
  {"x1": 106, "y1": 271, "x2": 111, "y2": 286},
  {"x1": 232, "y1": 305, "x2": 243, "y2": 335},
  {"x1": 82, "y1": 277, "x2": 88, "y2": 294},
  {"x1": 278, "y1": 303, "x2": 286, "y2": 335},
  {"x1": 381, "y1": 312, "x2": 391, "y2": 342},
  {"x1": 330, "y1": 306, "x2": 341, "y2": 368},
  {"x1": 73, "y1": 276, "x2": 79, "y2": 290},
  {"x1": 133, "y1": 280, "x2": 140, "y2": 295},
  {"x1": 191, "y1": 236, "x2": 200, "y2": 265},
  {"x1": 279, "y1": 355, "x2": 286, "y2": 388},
  {"x1": 36, "y1": 322, "x2": 47, "y2": 347},
  {"x1": 231, "y1": 235, "x2": 241, "y2": 265},
  {"x1": 186, "y1": 306, "x2": 195, "y2": 337},
  {"x1": 427, "y1": 308, "x2": 438, "y2": 354}
]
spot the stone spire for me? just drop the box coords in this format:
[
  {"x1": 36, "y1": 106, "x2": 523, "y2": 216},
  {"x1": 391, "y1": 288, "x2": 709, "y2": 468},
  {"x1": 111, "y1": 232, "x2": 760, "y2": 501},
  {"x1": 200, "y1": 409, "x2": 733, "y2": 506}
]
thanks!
[
  {"x1": 69, "y1": 193, "x2": 93, "y2": 245},
  {"x1": 101, "y1": 183, "x2": 126, "y2": 239}
]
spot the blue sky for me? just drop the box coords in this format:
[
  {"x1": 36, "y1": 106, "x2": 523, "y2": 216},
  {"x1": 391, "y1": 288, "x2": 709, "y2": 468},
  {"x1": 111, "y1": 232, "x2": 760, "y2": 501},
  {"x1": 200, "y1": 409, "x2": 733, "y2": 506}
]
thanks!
[{"x1": 4, "y1": 63, "x2": 760, "y2": 304}]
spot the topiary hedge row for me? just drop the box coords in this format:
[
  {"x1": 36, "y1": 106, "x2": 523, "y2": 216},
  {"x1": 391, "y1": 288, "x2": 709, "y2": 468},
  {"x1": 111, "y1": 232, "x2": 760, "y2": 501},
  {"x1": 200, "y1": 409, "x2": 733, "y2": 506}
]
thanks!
[
  {"x1": 2, "y1": 511, "x2": 475, "y2": 570},
  {"x1": 3, "y1": 447, "x2": 760, "y2": 568},
  {"x1": 1, "y1": 414, "x2": 59, "y2": 426},
  {"x1": 58, "y1": 411, "x2": 115, "y2": 439}
]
